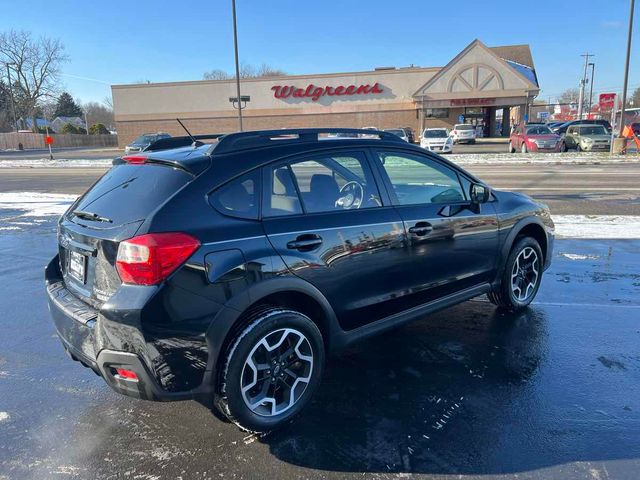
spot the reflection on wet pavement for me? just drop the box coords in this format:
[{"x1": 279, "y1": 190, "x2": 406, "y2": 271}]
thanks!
[{"x1": 0, "y1": 217, "x2": 639, "y2": 479}]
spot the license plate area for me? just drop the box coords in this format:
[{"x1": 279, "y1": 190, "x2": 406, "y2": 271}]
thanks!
[{"x1": 68, "y1": 250, "x2": 87, "y2": 284}]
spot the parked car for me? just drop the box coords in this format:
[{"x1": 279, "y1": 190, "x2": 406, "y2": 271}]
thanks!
[
  {"x1": 450, "y1": 124, "x2": 476, "y2": 144},
  {"x1": 401, "y1": 127, "x2": 416, "y2": 143},
  {"x1": 630, "y1": 122, "x2": 640, "y2": 136},
  {"x1": 561, "y1": 124, "x2": 611, "y2": 152},
  {"x1": 420, "y1": 128, "x2": 453, "y2": 153},
  {"x1": 384, "y1": 128, "x2": 410, "y2": 142},
  {"x1": 46, "y1": 128, "x2": 554, "y2": 433},
  {"x1": 552, "y1": 119, "x2": 612, "y2": 136},
  {"x1": 124, "y1": 133, "x2": 171, "y2": 154},
  {"x1": 509, "y1": 124, "x2": 561, "y2": 153}
]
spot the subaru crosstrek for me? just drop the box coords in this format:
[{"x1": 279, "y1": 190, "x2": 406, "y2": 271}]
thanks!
[{"x1": 45, "y1": 128, "x2": 554, "y2": 432}]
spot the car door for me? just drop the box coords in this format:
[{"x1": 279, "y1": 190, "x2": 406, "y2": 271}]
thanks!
[
  {"x1": 371, "y1": 148, "x2": 500, "y2": 307},
  {"x1": 261, "y1": 150, "x2": 408, "y2": 331}
]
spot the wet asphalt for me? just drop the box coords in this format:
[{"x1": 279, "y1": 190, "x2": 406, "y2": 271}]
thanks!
[{"x1": 1, "y1": 210, "x2": 640, "y2": 479}]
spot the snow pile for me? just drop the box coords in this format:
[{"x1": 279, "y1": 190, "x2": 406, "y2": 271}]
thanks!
[
  {"x1": 448, "y1": 152, "x2": 640, "y2": 166},
  {"x1": 0, "y1": 158, "x2": 113, "y2": 168},
  {"x1": 553, "y1": 215, "x2": 640, "y2": 239},
  {"x1": 0, "y1": 192, "x2": 77, "y2": 217}
]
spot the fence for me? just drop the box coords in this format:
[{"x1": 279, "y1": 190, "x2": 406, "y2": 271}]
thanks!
[{"x1": 0, "y1": 132, "x2": 118, "y2": 150}]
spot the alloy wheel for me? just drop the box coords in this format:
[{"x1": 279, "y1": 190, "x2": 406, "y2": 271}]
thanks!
[
  {"x1": 240, "y1": 328, "x2": 313, "y2": 417},
  {"x1": 510, "y1": 247, "x2": 539, "y2": 302}
]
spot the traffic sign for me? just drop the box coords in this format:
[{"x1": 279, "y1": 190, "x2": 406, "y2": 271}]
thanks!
[
  {"x1": 537, "y1": 111, "x2": 550, "y2": 120},
  {"x1": 45, "y1": 136, "x2": 54, "y2": 145},
  {"x1": 458, "y1": 115, "x2": 464, "y2": 123}
]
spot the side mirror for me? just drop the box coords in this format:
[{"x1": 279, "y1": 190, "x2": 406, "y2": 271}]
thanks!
[{"x1": 470, "y1": 183, "x2": 490, "y2": 204}]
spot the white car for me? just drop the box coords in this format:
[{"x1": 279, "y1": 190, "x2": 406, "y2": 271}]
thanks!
[
  {"x1": 383, "y1": 128, "x2": 410, "y2": 142},
  {"x1": 420, "y1": 128, "x2": 453, "y2": 153},
  {"x1": 450, "y1": 124, "x2": 476, "y2": 144}
]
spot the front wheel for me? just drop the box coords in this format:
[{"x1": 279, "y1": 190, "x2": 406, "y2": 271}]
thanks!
[
  {"x1": 560, "y1": 141, "x2": 568, "y2": 152},
  {"x1": 521, "y1": 142, "x2": 528, "y2": 153},
  {"x1": 508, "y1": 141, "x2": 516, "y2": 153},
  {"x1": 489, "y1": 237, "x2": 543, "y2": 311},
  {"x1": 216, "y1": 308, "x2": 325, "y2": 432}
]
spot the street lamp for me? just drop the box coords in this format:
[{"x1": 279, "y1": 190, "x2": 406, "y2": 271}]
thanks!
[
  {"x1": 587, "y1": 62, "x2": 595, "y2": 118},
  {"x1": 231, "y1": 0, "x2": 243, "y2": 131},
  {"x1": 5, "y1": 62, "x2": 19, "y2": 132}
]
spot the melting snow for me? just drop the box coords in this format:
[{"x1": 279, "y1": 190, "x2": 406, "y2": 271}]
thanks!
[
  {"x1": 0, "y1": 412, "x2": 9, "y2": 422},
  {"x1": 553, "y1": 215, "x2": 640, "y2": 239},
  {"x1": 0, "y1": 192, "x2": 77, "y2": 218},
  {"x1": 560, "y1": 253, "x2": 600, "y2": 260},
  {"x1": 0, "y1": 158, "x2": 112, "y2": 168}
]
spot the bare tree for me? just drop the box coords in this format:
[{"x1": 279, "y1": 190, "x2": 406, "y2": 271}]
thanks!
[
  {"x1": 203, "y1": 63, "x2": 286, "y2": 80},
  {"x1": 558, "y1": 88, "x2": 580, "y2": 104},
  {"x1": 103, "y1": 95, "x2": 113, "y2": 110},
  {"x1": 0, "y1": 30, "x2": 68, "y2": 131},
  {"x1": 82, "y1": 100, "x2": 115, "y2": 130}
]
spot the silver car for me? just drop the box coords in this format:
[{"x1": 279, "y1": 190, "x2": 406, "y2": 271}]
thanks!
[{"x1": 124, "y1": 133, "x2": 171, "y2": 154}]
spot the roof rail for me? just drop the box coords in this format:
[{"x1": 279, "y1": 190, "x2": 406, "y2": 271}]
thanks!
[
  {"x1": 212, "y1": 128, "x2": 404, "y2": 155},
  {"x1": 144, "y1": 133, "x2": 225, "y2": 152}
]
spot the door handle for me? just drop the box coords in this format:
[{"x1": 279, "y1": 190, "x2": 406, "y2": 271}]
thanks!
[
  {"x1": 408, "y1": 222, "x2": 433, "y2": 236},
  {"x1": 286, "y1": 234, "x2": 323, "y2": 251}
]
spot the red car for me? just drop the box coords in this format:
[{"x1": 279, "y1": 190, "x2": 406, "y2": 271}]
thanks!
[{"x1": 509, "y1": 124, "x2": 561, "y2": 153}]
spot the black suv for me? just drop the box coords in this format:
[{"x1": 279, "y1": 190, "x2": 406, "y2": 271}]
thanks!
[{"x1": 46, "y1": 128, "x2": 554, "y2": 432}]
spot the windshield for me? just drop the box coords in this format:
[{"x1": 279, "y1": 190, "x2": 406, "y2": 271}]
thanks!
[
  {"x1": 385, "y1": 129, "x2": 405, "y2": 137},
  {"x1": 423, "y1": 129, "x2": 448, "y2": 138},
  {"x1": 455, "y1": 124, "x2": 474, "y2": 131},
  {"x1": 526, "y1": 125, "x2": 553, "y2": 135},
  {"x1": 132, "y1": 135, "x2": 158, "y2": 145},
  {"x1": 578, "y1": 126, "x2": 607, "y2": 135}
]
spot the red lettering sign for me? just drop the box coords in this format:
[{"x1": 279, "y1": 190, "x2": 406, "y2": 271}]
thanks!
[
  {"x1": 271, "y1": 83, "x2": 384, "y2": 101},
  {"x1": 450, "y1": 98, "x2": 496, "y2": 106},
  {"x1": 599, "y1": 93, "x2": 616, "y2": 110}
]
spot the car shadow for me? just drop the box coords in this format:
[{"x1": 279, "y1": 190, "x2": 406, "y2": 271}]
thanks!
[{"x1": 259, "y1": 301, "x2": 562, "y2": 474}]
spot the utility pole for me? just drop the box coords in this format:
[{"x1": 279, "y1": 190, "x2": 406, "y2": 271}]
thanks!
[
  {"x1": 231, "y1": 0, "x2": 243, "y2": 132},
  {"x1": 5, "y1": 63, "x2": 19, "y2": 132},
  {"x1": 587, "y1": 62, "x2": 595, "y2": 117},
  {"x1": 577, "y1": 53, "x2": 594, "y2": 120},
  {"x1": 619, "y1": 0, "x2": 635, "y2": 138}
]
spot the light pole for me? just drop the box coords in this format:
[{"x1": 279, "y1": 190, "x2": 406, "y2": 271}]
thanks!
[
  {"x1": 619, "y1": 0, "x2": 635, "y2": 138},
  {"x1": 231, "y1": 0, "x2": 243, "y2": 131},
  {"x1": 587, "y1": 62, "x2": 595, "y2": 118},
  {"x1": 577, "y1": 53, "x2": 593, "y2": 120},
  {"x1": 5, "y1": 63, "x2": 19, "y2": 132}
]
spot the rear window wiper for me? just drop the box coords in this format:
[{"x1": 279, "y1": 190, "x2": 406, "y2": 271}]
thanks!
[{"x1": 72, "y1": 210, "x2": 113, "y2": 223}]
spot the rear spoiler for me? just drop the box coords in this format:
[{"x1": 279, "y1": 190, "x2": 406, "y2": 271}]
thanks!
[{"x1": 143, "y1": 134, "x2": 225, "y2": 152}]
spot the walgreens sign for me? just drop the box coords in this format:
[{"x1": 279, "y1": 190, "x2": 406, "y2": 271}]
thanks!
[{"x1": 271, "y1": 83, "x2": 384, "y2": 102}]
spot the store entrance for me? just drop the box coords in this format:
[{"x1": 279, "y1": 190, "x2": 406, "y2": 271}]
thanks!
[{"x1": 461, "y1": 106, "x2": 508, "y2": 137}]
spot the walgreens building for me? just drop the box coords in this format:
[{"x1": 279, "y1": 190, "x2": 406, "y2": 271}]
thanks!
[{"x1": 112, "y1": 40, "x2": 539, "y2": 146}]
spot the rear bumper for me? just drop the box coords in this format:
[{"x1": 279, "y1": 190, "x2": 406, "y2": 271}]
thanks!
[{"x1": 45, "y1": 256, "x2": 192, "y2": 402}]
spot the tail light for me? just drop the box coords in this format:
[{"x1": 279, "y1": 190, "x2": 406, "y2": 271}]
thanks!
[
  {"x1": 116, "y1": 232, "x2": 200, "y2": 285},
  {"x1": 121, "y1": 155, "x2": 147, "y2": 164}
]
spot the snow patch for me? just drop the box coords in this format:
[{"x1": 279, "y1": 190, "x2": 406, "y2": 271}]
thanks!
[
  {"x1": 0, "y1": 192, "x2": 77, "y2": 218},
  {"x1": 559, "y1": 253, "x2": 600, "y2": 261},
  {"x1": 0, "y1": 412, "x2": 9, "y2": 422},
  {"x1": 448, "y1": 152, "x2": 640, "y2": 166},
  {"x1": 553, "y1": 215, "x2": 640, "y2": 239},
  {"x1": 0, "y1": 158, "x2": 112, "y2": 168}
]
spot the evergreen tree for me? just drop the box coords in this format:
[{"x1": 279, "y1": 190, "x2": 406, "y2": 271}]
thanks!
[{"x1": 54, "y1": 92, "x2": 83, "y2": 118}]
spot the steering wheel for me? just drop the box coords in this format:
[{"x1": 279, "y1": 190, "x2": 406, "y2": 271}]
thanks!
[{"x1": 335, "y1": 181, "x2": 364, "y2": 210}]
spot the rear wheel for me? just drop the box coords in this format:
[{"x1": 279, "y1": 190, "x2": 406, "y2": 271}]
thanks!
[
  {"x1": 216, "y1": 308, "x2": 325, "y2": 432},
  {"x1": 489, "y1": 237, "x2": 543, "y2": 311},
  {"x1": 521, "y1": 142, "x2": 528, "y2": 153}
]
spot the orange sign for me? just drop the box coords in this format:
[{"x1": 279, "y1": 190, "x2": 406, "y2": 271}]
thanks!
[{"x1": 45, "y1": 136, "x2": 54, "y2": 145}]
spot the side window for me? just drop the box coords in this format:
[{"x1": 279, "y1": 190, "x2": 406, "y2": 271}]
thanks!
[
  {"x1": 376, "y1": 151, "x2": 466, "y2": 205},
  {"x1": 288, "y1": 152, "x2": 381, "y2": 214},
  {"x1": 209, "y1": 170, "x2": 260, "y2": 220},
  {"x1": 264, "y1": 165, "x2": 303, "y2": 217}
]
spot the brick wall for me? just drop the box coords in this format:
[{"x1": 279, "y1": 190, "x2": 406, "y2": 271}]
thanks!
[{"x1": 115, "y1": 109, "x2": 422, "y2": 147}]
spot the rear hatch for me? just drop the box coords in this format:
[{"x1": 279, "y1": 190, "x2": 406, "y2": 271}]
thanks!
[{"x1": 58, "y1": 160, "x2": 199, "y2": 307}]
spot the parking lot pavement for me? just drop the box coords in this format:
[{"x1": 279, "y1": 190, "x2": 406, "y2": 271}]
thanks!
[{"x1": 1, "y1": 203, "x2": 639, "y2": 479}]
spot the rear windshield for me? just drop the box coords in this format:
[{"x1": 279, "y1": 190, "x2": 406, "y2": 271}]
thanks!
[
  {"x1": 69, "y1": 164, "x2": 191, "y2": 226},
  {"x1": 455, "y1": 124, "x2": 474, "y2": 130},
  {"x1": 526, "y1": 125, "x2": 553, "y2": 135},
  {"x1": 385, "y1": 129, "x2": 405, "y2": 136},
  {"x1": 423, "y1": 129, "x2": 448, "y2": 138},
  {"x1": 578, "y1": 126, "x2": 607, "y2": 135}
]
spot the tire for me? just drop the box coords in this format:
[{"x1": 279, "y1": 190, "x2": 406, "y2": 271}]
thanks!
[
  {"x1": 216, "y1": 307, "x2": 325, "y2": 432},
  {"x1": 508, "y1": 141, "x2": 516, "y2": 153},
  {"x1": 521, "y1": 142, "x2": 528, "y2": 153},
  {"x1": 576, "y1": 144, "x2": 582, "y2": 152},
  {"x1": 489, "y1": 236, "x2": 544, "y2": 311},
  {"x1": 470, "y1": 139, "x2": 476, "y2": 144},
  {"x1": 560, "y1": 141, "x2": 568, "y2": 152}
]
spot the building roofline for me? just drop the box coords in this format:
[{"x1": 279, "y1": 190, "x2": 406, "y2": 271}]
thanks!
[{"x1": 112, "y1": 66, "x2": 443, "y2": 89}]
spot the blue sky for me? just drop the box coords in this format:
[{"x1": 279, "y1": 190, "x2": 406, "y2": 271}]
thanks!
[{"x1": 1, "y1": 0, "x2": 638, "y2": 105}]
